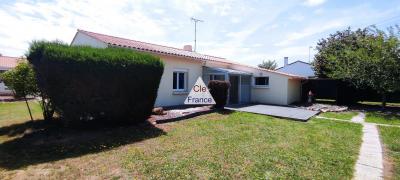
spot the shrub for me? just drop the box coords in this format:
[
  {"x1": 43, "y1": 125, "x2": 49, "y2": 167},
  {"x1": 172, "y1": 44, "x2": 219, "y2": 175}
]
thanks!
[
  {"x1": 2, "y1": 61, "x2": 56, "y2": 121},
  {"x1": 208, "y1": 80, "x2": 230, "y2": 109},
  {"x1": 1, "y1": 61, "x2": 38, "y2": 121},
  {"x1": 27, "y1": 41, "x2": 164, "y2": 124}
]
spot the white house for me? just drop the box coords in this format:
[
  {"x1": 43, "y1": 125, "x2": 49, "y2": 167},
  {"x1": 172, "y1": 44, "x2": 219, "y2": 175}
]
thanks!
[
  {"x1": 0, "y1": 55, "x2": 19, "y2": 95},
  {"x1": 277, "y1": 57, "x2": 315, "y2": 77},
  {"x1": 71, "y1": 29, "x2": 305, "y2": 107}
]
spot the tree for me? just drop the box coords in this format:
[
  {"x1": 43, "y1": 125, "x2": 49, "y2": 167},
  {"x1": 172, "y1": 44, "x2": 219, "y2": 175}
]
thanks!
[
  {"x1": 258, "y1": 60, "x2": 278, "y2": 70},
  {"x1": 313, "y1": 26, "x2": 400, "y2": 108},
  {"x1": 1, "y1": 61, "x2": 55, "y2": 121},
  {"x1": 1, "y1": 61, "x2": 38, "y2": 121}
]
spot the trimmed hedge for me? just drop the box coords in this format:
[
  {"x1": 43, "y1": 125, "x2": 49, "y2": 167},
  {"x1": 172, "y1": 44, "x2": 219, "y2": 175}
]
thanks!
[
  {"x1": 27, "y1": 41, "x2": 164, "y2": 124},
  {"x1": 208, "y1": 80, "x2": 230, "y2": 108}
]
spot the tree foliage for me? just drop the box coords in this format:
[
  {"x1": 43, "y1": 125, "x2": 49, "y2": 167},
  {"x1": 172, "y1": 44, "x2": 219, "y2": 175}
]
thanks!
[
  {"x1": 1, "y1": 61, "x2": 38, "y2": 121},
  {"x1": 313, "y1": 26, "x2": 400, "y2": 107},
  {"x1": 258, "y1": 60, "x2": 278, "y2": 70},
  {"x1": 1, "y1": 61, "x2": 37, "y2": 98},
  {"x1": 1, "y1": 61, "x2": 55, "y2": 121}
]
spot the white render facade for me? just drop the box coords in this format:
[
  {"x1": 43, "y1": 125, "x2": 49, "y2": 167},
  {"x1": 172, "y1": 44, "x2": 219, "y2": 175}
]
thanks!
[
  {"x1": 277, "y1": 58, "x2": 315, "y2": 78},
  {"x1": 71, "y1": 30, "x2": 304, "y2": 107}
]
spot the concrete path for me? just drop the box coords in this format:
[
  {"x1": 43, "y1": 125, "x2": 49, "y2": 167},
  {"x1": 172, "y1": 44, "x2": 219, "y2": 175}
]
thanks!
[
  {"x1": 351, "y1": 112, "x2": 366, "y2": 123},
  {"x1": 352, "y1": 112, "x2": 384, "y2": 180}
]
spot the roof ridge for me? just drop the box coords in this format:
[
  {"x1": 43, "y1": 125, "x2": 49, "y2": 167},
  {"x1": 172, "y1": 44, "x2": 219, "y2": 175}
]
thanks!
[
  {"x1": 78, "y1": 29, "x2": 226, "y2": 60},
  {"x1": 0, "y1": 55, "x2": 19, "y2": 59}
]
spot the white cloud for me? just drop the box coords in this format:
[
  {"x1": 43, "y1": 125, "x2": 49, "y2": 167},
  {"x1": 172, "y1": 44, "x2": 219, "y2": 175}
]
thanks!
[
  {"x1": 0, "y1": 0, "x2": 167, "y2": 56},
  {"x1": 0, "y1": 0, "x2": 398, "y2": 68},
  {"x1": 274, "y1": 20, "x2": 345, "y2": 46},
  {"x1": 303, "y1": 0, "x2": 326, "y2": 7}
]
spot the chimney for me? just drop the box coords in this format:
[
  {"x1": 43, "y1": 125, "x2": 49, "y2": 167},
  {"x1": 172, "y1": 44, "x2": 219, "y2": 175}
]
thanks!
[
  {"x1": 284, "y1": 57, "x2": 289, "y2": 66},
  {"x1": 183, "y1": 45, "x2": 192, "y2": 52}
]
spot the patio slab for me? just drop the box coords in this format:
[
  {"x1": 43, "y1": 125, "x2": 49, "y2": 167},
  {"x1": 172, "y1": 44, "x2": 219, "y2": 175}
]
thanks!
[{"x1": 227, "y1": 104, "x2": 319, "y2": 121}]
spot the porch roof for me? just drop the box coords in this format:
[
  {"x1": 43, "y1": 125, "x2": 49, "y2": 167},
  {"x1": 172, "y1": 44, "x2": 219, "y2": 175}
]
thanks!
[{"x1": 206, "y1": 67, "x2": 252, "y2": 75}]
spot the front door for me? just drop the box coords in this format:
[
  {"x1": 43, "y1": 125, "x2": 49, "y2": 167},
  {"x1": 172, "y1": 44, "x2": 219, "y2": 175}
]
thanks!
[{"x1": 229, "y1": 75, "x2": 239, "y2": 104}]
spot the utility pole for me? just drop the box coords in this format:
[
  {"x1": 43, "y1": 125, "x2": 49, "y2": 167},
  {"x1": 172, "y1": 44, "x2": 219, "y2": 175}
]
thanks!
[
  {"x1": 308, "y1": 46, "x2": 313, "y2": 63},
  {"x1": 191, "y1": 17, "x2": 203, "y2": 52}
]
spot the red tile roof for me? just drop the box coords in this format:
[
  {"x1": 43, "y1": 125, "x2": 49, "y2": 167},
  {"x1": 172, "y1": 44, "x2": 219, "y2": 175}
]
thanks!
[
  {"x1": 0, "y1": 56, "x2": 19, "y2": 69},
  {"x1": 77, "y1": 29, "x2": 231, "y2": 63},
  {"x1": 76, "y1": 29, "x2": 305, "y2": 79}
]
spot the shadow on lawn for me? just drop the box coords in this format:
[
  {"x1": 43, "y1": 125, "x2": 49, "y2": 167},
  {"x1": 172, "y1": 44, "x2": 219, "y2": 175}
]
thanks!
[
  {"x1": 351, "y1": 103, "x2": 400, "y2": 112},
  {"x1": 0, "y1": 119, "x2": 166, "y2": 170}
]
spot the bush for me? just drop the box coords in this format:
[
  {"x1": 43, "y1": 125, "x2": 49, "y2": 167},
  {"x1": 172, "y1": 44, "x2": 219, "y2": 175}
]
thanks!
[
  {"x1": 27, "y1": 41, "x2": 164, "y2": 124},
  {"x1": 208, "y1": 80, "x2": 230, "y2": 109}
]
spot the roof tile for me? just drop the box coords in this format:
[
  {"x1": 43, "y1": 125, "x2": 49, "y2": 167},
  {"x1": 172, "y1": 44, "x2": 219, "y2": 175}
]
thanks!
[{"x1": 0, "y1": 56, "x2": 19, "y2": 69}]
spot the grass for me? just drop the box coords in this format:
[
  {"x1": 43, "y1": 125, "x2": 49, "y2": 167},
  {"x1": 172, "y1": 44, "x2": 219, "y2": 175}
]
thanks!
[
  {"x1": 0, "y1": 101, "x2": 42, "y2": 127},
  {"x1": 379, "y1": 126, "x2": 400, "y2": 179},
  {"x1": 365, "y1": 111, "x2": 400, "y2": 125},
  {"x1": 0, "y1": 102, "x2": 363, "y2": 179},
  {"x1": 319, "y1": 111, "x2": 358, "y2": 120},
  {"x1": 358, "y1": 101, "x2": 400, "y2": 107},
  {"x1": 123, "y1": 113, "x2": 362, "y2": 179}
]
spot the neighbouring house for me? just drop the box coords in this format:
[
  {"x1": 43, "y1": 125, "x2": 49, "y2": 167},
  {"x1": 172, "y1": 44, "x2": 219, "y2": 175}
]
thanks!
[
  {"x1": 0, "y1": 55, "x2": 19, "y2": 95},
  {"x1": 277, "y1": 57, "x2": 315, "y2": 78},
  {"x1": 71, "y1": 29, "x2": 305, "y2": 107}
]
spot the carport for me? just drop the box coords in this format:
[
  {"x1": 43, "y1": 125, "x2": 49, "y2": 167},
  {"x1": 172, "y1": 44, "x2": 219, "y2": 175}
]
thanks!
[
  {"x1": 203, "y1": 67, "x2": 252, "y2": 105},
  {"x1": 227, "y1": 104, "x2": 319, "y2": 121}
]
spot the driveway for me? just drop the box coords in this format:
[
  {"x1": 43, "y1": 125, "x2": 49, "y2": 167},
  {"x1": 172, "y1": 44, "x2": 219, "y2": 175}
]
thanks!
[{"x1": 227, "y1": 104, "x2": 319, "y2": 121}]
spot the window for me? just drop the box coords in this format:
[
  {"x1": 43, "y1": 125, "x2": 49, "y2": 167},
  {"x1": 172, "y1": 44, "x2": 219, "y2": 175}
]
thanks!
[
  {"x1": 209, "y1": 74, "x2": 225, "y2": 81},
  {"x1": 173, "y1": 71, "x2": 187, "y2": 91},
  {"x1": 254, "y1": 77, "x2": 269, "y2": 86}
]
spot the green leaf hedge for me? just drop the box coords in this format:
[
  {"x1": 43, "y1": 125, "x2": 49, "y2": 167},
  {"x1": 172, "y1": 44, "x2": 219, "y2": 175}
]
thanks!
[{"x1": 27, "y1": 41, "x2": 164, "y2": 124}]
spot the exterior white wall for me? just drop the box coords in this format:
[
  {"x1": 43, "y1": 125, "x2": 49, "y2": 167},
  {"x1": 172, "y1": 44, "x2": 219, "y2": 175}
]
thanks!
[
  {"x1": 228, "y1": 64, "x2": 291, "y2": 105},
  {"x1": 71, "y1": 32, "x2": 302, "y2": 106},
  {"x1": 277, "y1": 61, "x2": 315, "y2": 77},
  {"x1": 287, "y1": 79, "x2": 301, "y2": 104},
  {"x1": 154, "y1": 55, "x2": 203, "y2": 106},
  {"x1": 71, "y1": 32, "x2": 108, "y2": 48}
]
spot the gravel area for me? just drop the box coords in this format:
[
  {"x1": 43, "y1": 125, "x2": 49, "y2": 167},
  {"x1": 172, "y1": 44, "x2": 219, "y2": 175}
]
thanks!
[
  {"x1": 296, "y1": 103, "x2": 348, "y2": 112},
  {"x1": 148, "y1": 105, "x2": 214, "y2": 124}
]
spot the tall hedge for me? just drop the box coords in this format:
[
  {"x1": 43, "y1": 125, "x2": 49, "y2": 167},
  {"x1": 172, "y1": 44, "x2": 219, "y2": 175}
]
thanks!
[
  {"x1": 208, "y1": 80, "x2": 230, "y2": 109},
  {"x1": 27, "y1": 41, "x2": 164, "y2": 124}
]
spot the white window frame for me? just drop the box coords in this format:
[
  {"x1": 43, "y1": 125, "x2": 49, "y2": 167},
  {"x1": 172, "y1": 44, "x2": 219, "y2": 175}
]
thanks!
[
  {"x1": 253, "y1": 76, "x2": 269, "y2": 88},
  {"x1": 173, "y1": 69, "x2": 188, "y2": 92}
]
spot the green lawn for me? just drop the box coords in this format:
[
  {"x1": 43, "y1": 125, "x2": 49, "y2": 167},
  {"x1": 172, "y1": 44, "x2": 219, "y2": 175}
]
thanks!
[
  {"x1": 379, "y1": 126, "x2": 400, "y2": 179},
  {"x1": 365, "y1": 111, "x2": 400, "y2": 125},
  {"x1": 123, "y1": 113, "x2": 362, "y2": 179},
  {"x1": 319, "y1": 111, "x2": 358, "y2": 120},
  {"x1": 0, "y1": 101, "x2": 42, "y2": 127},
  {"x1": 358, "y1": 101, "x2": 400, "y2": 107},
  {"x1": 0, "y1": 102, "x2": 363, "y2": 179}
]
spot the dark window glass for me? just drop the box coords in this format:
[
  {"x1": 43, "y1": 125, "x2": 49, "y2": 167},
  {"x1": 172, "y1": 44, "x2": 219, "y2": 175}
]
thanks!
[
  {"x1": 173, "y1": 72, "x2": 177, "y2": 89},
  {"x1": 215, "y1": 75, "x2": 224, "y2": 81},
  {"x1": 255, "y1": 77, "x2": 269, "y2": 86},
  {"x1": 179, "y1": 72, "x2": 185, "y2": 89}
]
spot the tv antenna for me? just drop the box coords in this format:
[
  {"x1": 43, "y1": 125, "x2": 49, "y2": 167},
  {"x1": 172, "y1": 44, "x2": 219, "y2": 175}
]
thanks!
[{"x1": 191, "y1": 17, "x2": 203, "y2": 52}]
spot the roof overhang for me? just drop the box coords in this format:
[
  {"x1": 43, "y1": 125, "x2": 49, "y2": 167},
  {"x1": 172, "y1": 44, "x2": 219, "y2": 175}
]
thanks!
[{"x1": 205, "y1": 67, "x2": 252, "y2": 75}]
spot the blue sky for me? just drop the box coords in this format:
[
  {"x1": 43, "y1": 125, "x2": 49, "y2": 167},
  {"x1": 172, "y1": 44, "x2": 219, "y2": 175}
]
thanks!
[{"x1": 0, "y1": 0, "x2": 399, "y2": 67}]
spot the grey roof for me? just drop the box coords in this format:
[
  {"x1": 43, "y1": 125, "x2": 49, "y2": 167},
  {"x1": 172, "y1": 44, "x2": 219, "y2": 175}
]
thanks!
[{"x1": 206, "y1": 67, "x2": 252, "y2": 75}]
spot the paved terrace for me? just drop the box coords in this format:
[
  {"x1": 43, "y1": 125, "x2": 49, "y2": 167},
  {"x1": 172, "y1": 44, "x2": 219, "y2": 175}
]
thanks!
[{"x1": 226, "y1": 104, "x2": 319, "y2": 121}]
